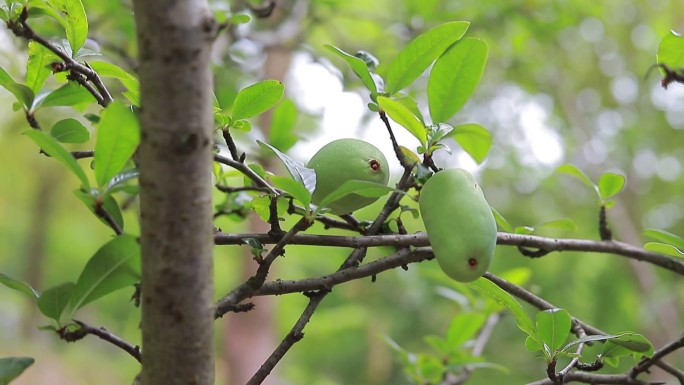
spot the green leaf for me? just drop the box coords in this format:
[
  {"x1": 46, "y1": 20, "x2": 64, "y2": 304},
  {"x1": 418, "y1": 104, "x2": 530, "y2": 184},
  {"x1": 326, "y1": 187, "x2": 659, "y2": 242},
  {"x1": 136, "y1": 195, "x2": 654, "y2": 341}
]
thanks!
[
  {"x1": 0, "y1": 357, "x2": 34, "y2": 385},
  {"x1": 325, "y1": 44, "x2": 379, "y2": 96},
  {"x1": 231, "y1": 80, "x2": 284, "y2": 121},
  {"x1": 643, "y1": 228, "x2": 684, "y2": 250},
  {"x1": 525, "y1": 335, "x2": 543, "y2": 352},
  {"x1": 0, "y1": 66, "x2": 34, "y2": 108},
  {"x1": 270, "y1": 175, "x2": 311, "y2": 208},
  {"x1": 535, "y1": 218, "x2": 577, "y2": 232},
  {"x1": 378, "y1": 96, "x2": 426, "y2": 145},
  {"x1": 556, "y1": 164, "x2": 599, "y2": 198},
  {"x1": 257, "y1": 140, "x2": 316, "y2": 194},
  {"x1": 94, "y1": 101, "x2": 140, "y2": 188},
  {"x1": 383, "y1": 21, "x2": 470, "y2": 94},
  {"x1": 394, "y1": 94, "x2": 425, "y2": 125},
  {"x1": 46, "y1": 0, "x2": 88, "y2": 54},
  {"x1": 560, "y1": 334, "x2": 623, "y2": 353},
  {"x1": 229, "y1": 13, "x2": 250, "y2": 25},
  {"x1": 428, "y1": 37, "x2": 488, "y2": 122},
  {"x1": 88, "y1": 61, "x2": 139, "y2": 103},
  {"x1": 0, "y1": 273, "x2": 40, "y2": 299},
  {"x1": 24, "y1": 130, "x2": 90, "y2": 189},
  {"x1": 36, "y1": 82, "x2": 96, "y2": 108},
  {"x1": 536, "y1": 308, "x2": 571, "y2": 354},
  {"x1": 598, "y1": 172, "x2": 625, "y2": 199},
  {"x1": 37, "y1": 282, "x2": 74, "y2": 324},
  {"x1": 468, "y1": 277, "x2": 536, "y2": 338},
  {"x1": 657, "y1": 30, "x2": 684, "y2": 69},
  {"x1": 269, "y1": 98, "x2": 298, "y2": 152},
  {"x1": 26, "y1": 41, "x2": 58, "y2": 94},
  {"x1": 64, "y1": 234, "x2": 140, "y2": 320},
  {"x1": 446, "y1": 312, "x2": 486, "y2": 348},
  {"x1": 600, "y1": 333, "x2": 654, "y2": 366},
  {"x1": 491, "y1": 208, "x2": 513, "y2": 233},
  {"x1": 316, "y1": 180, "x2": 396, "y2": 212},
  {"x1": 450, "y1": 123, "x2": 492, "y2": 164},
  {"x1": 50, "y1": 118, "x2": 89, "y2": 143},
  {"x1": 423, "y1": 335, "x2": 448, "y2": 356},
  {"x1": 643, "y1": 242, "x2": 684, "y2": 258}
]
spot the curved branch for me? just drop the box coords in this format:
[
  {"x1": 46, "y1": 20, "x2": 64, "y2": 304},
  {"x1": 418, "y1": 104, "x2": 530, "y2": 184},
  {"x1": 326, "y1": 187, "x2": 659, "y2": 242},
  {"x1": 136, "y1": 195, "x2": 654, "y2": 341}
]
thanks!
[
  {"x1": 527, "y1": 372, "x2": 653, "y2": 385},
  {"x1": 9, "y1": 8, "x2": 113, "y2": 107},
  {"x1": 59, "y1": 320, "x2": 142, "y2": 363},
  {"x1": 255, "y1": 247, "x2": 431, "y2": 297}
]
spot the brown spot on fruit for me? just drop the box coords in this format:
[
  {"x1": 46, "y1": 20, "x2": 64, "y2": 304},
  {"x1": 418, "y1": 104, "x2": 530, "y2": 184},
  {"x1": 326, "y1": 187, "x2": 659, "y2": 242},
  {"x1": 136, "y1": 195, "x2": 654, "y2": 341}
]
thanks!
[
  {"x1": 468, "y1": 258, "x2": 478, "y2": 268},
  {"x1": 370, "y1": 159, "x2": 381, "y2": 172}
]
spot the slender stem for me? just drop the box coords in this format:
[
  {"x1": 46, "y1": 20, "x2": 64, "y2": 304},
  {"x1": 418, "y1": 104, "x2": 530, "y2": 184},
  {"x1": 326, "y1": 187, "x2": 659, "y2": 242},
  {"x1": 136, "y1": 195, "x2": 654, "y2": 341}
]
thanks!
[
  {"x1": 214, "y1": 153, "x2": 278, "y2": 195},
  {"x1": 60, "y1": 320, "x2": 142, "y2": 363},
  {"x1": 245, "y1": 290, "x2": 328, "y2": 385}
]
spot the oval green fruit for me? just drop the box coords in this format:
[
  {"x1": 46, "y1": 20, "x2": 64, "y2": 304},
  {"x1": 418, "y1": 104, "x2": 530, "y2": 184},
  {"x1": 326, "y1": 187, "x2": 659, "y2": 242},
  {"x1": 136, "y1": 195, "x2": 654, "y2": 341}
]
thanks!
[
  {"x1": 307, "y1": 138, "x2": 390, "y2": 214},
  {"x1": 419, "y1": 168, "x2": 497, "y2": 282}
]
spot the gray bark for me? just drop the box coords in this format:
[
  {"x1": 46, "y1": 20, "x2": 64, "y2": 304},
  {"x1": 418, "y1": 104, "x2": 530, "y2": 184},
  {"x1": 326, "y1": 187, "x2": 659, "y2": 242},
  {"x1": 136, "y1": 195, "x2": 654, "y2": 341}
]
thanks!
[{"x1": 132, "y1": 1, "x2": 216, "y2": 384}]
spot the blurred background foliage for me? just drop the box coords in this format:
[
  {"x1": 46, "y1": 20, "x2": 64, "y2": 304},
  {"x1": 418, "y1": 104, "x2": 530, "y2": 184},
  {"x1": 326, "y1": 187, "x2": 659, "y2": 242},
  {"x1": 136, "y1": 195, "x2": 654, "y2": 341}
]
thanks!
[{"x1": 1, "y1": 0, "x2": 683, "y2": 384}]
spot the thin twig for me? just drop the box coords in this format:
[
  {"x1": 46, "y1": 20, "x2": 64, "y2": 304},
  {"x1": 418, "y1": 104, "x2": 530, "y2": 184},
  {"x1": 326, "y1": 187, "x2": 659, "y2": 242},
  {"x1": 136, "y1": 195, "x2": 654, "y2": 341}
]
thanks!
[
  {"x1": 557, "y1": 327, "x2": 588, "y2": 380},
  {"x1": 483, "y1": 272, "x2": 607, "y2": 336},
  {"x1": 378, "y1": 110, "x2": 413, "y2": 170},
  {"x1": 71, "y1": 150, "x2": 95, "y2": 159},
  {"x1": 60, "y1": 320, "x2": 142, "y2": 363},
  {"x1": 526, "y1": 372, "x2": 658, "y2": 385},
  {"x1": 214, "y1": 153, "x2": 278, "y2": 195},
  {"x1": 215, "y1": 217, "x2": 311, "y2": 316},
  {"x1": 95, "y1": 204, "x2": 123, "y2": 235},
  {"x1": 8, "y1": 8, "x2": 113, "y2": 107},
  {"x1": 245, "y1": 289, "x2": 328, "y2": 385}
]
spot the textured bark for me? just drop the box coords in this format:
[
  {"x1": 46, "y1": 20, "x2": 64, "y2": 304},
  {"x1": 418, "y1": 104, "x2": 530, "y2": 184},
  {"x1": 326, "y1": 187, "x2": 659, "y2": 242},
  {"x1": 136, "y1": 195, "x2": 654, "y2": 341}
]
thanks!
[{"x1": 132, "y1": 1, "x2": 216, "y2": 385}]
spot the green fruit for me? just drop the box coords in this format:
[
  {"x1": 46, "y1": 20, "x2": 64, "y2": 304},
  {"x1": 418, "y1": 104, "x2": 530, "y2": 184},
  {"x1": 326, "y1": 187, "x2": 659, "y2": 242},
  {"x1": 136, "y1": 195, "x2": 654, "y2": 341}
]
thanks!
[
  {"x1": 419, "y1": 168, "x2": 497, "y2": 282},
  {"x1": 307, "y1": 138, "x2": 390, "y2": 214}
]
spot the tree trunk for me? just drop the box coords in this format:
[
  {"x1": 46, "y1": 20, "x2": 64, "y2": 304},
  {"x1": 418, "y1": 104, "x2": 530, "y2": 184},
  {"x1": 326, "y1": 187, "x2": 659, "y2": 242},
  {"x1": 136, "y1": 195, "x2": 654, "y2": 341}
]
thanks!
[{"x1": 132, "y1": 1, "x2": 216, "y2": 385}]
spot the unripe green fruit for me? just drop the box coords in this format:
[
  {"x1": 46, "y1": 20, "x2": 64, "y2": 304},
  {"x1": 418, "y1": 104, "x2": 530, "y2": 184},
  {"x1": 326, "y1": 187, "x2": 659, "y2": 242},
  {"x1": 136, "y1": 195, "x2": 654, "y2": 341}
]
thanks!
[
  {"x1": 419, "y1": 168, "x2": 497, "y2": 282},
  {"x1": 307, "y1": 138, "x2": 390, "y2": 214}
]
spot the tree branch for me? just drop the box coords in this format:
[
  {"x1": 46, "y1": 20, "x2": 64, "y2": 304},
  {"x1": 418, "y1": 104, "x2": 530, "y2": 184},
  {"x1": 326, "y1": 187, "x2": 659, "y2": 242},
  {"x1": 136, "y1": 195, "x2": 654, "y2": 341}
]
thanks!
[
  {"x1": 214, "y1": 153, "x2": 278, "y2": 195},
  {"x1": 631, "y1": 334, "x2": 684, "y2": 379},
  {"x1": 59, "y1": 320, "x2": 142, "y2": 363},
  {"x1": 483, "y1": 272, "x2": 607, "y2": 336},
  {"x1": 526, "y1": 372, "x2": 658, "y2": 385},
  {"x1": 8, "y1": 7, "x2": 113, "y2": 107},
  {"x1": 245, "y1": 289, "x2": 329, "y2": 385},
  {"x1": 215, "y1": 232, "x2": 684, "y2": 275},
  {"x1": 254, "y1": 247, "x2": 430, "y2": 297}
]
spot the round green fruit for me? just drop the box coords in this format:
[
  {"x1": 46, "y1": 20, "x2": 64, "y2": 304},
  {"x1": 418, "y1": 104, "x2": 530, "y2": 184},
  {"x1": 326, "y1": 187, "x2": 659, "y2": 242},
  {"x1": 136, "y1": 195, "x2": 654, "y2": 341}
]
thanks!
[
  {"x1": 419, "y1": 168, "x2": 497, "y2": 282},
  {"x1": 307, "y1": 138, "x2": 390, "y2": 214}
]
